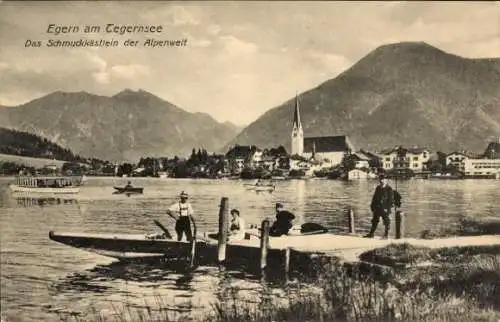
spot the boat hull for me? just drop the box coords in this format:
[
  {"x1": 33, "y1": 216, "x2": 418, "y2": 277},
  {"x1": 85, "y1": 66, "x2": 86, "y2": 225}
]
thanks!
[
  {"x1": 9, "y1": 184, "x2": 80, "y2": 194},
  {"x1": 49, "y1": 226, "x2": 330, "y2": 260},
  {"x1": 49, "y1": 231, "x2": 208, "y2": 260}
]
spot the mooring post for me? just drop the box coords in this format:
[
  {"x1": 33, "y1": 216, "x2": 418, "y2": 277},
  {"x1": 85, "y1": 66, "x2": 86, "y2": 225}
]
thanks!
[
  {"x1": 260, "y1": 219, "x2": 270, "y2": 273},
  {"x1": 218, "y1": 197, "x2": 229, "y2": 264},
  {"x1": 347, "y1": 208, "x2": 355, "y2": 234},
  {"x1": 284, "y1": 247, "x2": 291, "y2": 280},
  {"x1": 395, "y1": 210, "x2": 404, "y2": 239},
  {"x1": 189, "y1": 215, "x2": 197, "y2": 269}
]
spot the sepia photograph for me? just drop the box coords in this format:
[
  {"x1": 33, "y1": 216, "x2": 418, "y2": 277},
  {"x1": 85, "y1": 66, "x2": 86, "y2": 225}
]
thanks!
[{"x1": 0, "y1": 1, "x2": 499, "y2": 321}]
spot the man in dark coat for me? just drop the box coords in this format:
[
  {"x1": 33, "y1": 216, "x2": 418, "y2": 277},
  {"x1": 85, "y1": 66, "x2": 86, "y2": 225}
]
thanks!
[
  {"x1": 364, "y1": 175, "x2": 394, "y2": 239},
  {"x1": 269, "y1": 202, "x2": 295, "y2": 237}
]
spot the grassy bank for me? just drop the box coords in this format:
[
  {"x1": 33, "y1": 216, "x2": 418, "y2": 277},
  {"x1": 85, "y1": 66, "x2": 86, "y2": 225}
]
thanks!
[
  {"x1": 58, "y1": 242, "x2": 500, "y2": 322},
  {"x1": 420, "y1": 216, "x2": 500, "y2": 239},
  {"x1": 212, "y1": 255, "x2": 500, "y2": 322}
]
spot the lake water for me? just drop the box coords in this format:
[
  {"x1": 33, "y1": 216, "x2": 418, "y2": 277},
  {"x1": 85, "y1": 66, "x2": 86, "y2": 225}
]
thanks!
[{"x1": 1, "y1": 177, "x2": 499, "y2": 321}]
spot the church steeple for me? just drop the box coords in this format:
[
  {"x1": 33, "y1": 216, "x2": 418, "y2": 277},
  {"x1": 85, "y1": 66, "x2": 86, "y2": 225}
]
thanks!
[
  {"x1": 291, "y1": 93, "x2": 304, "y2": 155},
  {"x1": 292, "y1": 93, "x2": 302, "y2": 130}
]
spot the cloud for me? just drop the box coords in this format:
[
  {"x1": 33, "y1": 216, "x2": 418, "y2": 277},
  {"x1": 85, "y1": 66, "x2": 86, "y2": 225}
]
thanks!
[
  {"x1": 86, "y1": 53, "x2": 107, "y2": 71},
  {"x1": 110, "y1": 64, "x2": 150, "y2": 79},
  {"x1": 0, "y1": 2, "x2": 498, "y2": 124},
  {"x1": 170, "y1": 6, "x2": 200, "y2": 26},
  {"x1": 139, "y1": 5, "x2": 201, "y2": 26},
  {"x1": 92, "y1": 71, "x2": 110, "y2": 84},
  {"x1": 220, "y1": 35, "x2": 258, "y2": 56},
  {"x1": 207, "y1": 24, "x2": 221, "y2": 36},
  {"x1": 308, "y1": 51, "x2": 351, "y2": 74}
]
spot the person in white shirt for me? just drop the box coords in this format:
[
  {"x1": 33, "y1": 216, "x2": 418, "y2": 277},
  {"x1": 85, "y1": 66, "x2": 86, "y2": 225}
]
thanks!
[
  {"x1": 228, "y1": 208, "x2": 245, "y2": 241},
  {"x1": 167, "y1": 191, "x2": 194, "y2": 241}
]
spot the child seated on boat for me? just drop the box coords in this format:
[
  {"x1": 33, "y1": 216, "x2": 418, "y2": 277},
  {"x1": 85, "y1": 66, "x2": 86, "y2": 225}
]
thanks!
[{"x1": 229, "y1": 208, "x2": 245, "y2": 241}]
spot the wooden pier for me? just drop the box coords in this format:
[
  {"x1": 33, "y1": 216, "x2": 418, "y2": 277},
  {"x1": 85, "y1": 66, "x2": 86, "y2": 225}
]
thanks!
[{"x1": 189, "y1": 197, "x2": 500, "y2": 279}]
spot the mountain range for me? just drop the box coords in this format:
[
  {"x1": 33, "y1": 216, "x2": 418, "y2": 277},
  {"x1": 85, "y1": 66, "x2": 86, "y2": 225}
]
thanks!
[
  {"x1": 227, "y1": 42, "x2": 500, "y2": 153},
  {"x1": 0, "y1": 90, "x2": 241, "y2": 162},
  {"x1": 1, "y1": 42, "x2": 499, "y2": 161}
]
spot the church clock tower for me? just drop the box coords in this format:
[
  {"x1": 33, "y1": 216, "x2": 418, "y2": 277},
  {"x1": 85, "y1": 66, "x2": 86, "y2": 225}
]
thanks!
[{"x1": 291, "y1": 94, "x2": 304, "y2": 156}]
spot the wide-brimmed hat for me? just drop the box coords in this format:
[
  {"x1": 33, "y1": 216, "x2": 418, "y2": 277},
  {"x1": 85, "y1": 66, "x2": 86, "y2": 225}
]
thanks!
[
  {"x1": 378, "y1": 174, "x2": 386, "y2": 180},
  {"x1": 275, "y1": 202, "x2": 284, "y2": 208},
  {"x1": 230, "y1": 208, "x2": 240, "y2": 215},
  {"x1": 179, "y1": 191, "x2": 188, "y2": 198}
]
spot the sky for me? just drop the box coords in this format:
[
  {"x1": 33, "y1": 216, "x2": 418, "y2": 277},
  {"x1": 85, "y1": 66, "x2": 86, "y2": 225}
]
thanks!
[{"x1": 0, "y1": 1, "x2": 499, "y2": 126}]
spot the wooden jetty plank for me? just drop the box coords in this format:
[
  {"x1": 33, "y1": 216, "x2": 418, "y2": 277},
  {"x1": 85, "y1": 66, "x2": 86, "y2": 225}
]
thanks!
[{"x1": 288, "y1": 235, "x2": 500, "y2": 262}]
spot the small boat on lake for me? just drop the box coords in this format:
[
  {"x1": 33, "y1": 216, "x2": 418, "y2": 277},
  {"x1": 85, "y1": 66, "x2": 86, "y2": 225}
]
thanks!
[
  {"x1": 48, "y1": 223, "x2": 329, "y2": 260},
  {"x1": 251, "y1": 185, "x2": 275, "y2": 192},
  {"x1": 113, "y1": 186, "x2": 144, "y2": 194},
  {"x1": 244, "y1": 180, "x2": 276, "y2": 192},
  {"x1": 9, "y1": 175, "x2": 81, "y2": 194}
]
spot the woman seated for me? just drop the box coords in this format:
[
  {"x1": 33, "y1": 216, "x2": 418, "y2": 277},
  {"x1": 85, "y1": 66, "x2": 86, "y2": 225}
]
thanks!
[{"x1": 228, "y1": 208, "x2": 245, "y2": 241}]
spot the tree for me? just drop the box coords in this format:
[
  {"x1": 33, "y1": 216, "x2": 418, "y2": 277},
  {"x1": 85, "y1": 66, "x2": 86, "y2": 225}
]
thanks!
[
  {"x1": 190, "y1": 148, "x2": 197, "y2": 165},
  {"x1": 340, "y1": 154, "x2": 357, "y2": 172},
  {"x1": 117, "y1": 163, "x2": 133, "y2": 177},
  {"x1": 424, "y1": 159, "x2": 442, "y2": 173}
]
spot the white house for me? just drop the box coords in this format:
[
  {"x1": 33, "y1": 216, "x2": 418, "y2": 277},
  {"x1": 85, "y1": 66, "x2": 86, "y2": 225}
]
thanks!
[
  {"x1": 407, "y1": 148, "x2": 430, "y2": 171},
  {"x1": 379, "y1": 147, "x2": 430, "y2": 172},
  {"x1": 446, "y1": 152, "x2": 473, "y2": 173},
  {"x1": 351, "y1": 152, "x2": 371, "y2": 169},
  {"x1": 464, "y1": 158, "x2": 500, "y2": 177},
  {"x1": 249, "y1": 149, "x2": 263, "y2": 165}
]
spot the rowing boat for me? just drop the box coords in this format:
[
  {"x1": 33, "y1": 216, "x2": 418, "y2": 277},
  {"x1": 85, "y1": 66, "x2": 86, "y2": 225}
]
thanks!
[
  {"x1": 48, "y1": 223, "x2": 329, "y2": 260},
  {"x1": 113, "y1": 186, "x2": 144, "y2": 194},
  {"x1": 251, "y1": 185, "x2": 275, "y2": 192}
]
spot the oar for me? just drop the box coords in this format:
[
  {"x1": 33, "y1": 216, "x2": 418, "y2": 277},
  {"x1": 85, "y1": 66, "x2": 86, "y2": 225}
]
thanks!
[{"x1": 153, "y1": 219, "x2": 173, "y2": 239}]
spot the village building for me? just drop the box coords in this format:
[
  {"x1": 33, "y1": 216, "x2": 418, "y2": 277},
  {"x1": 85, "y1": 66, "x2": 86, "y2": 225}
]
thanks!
[
  {"x1": 351, "y1": 151, "x2": 371, "y2": 169},
  {"x1": 445, "y1": 151, "x2": 476, "y2": 173},
  {"x1": 464, "y1": 158, "x2": 500, "y2": 178},
  {"x1": 379, "y1": 146, "x2": 431, "y2": 172},
  {"x1": 462, "y1": 138, "x2": 500, "y2": 178},
  {"x1": 290, "y1": 95, "x2": 354, "y2": 166},
  {"x1": 225, "y1": 145, "x2": 258, "y2": 174}
]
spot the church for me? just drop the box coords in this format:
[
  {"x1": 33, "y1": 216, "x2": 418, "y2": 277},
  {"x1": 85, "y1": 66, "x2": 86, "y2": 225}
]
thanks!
[{"x1": 290, "y1": 95, "x2": 355, "y2": 165}]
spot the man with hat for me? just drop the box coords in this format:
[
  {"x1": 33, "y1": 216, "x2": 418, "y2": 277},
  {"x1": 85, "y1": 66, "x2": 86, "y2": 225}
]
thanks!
[
  {"x1": 365, "y1": 174, "x2": 394, "y2": 239},
  {"x1": 167, "y1": 191, "x2": 194, "y2": 241}
]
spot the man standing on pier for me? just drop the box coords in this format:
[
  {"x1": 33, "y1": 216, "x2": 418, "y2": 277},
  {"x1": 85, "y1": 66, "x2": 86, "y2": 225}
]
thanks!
[
  {"x1": 365, "y1": 175, "x2": 394, "y2": 239},
  {"x1": 167, "y1": 191, "x2": 194, "y2": 241}
]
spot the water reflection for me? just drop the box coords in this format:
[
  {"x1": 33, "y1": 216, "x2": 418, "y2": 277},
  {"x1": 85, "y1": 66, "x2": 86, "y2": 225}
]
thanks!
[
  {"x1": 1, "y1": 178, "x2": 499, "y2": 322},
  {"x1": 15, "y1": 197, "x2": 78, "y2": 207}
]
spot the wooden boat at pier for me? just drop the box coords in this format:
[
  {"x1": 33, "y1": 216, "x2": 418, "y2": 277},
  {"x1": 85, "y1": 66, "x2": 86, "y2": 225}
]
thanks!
[
  {"x1": 9, "y1": 176, "x2": 82, "y2": 194},
  {"x1": 49, "y1": 231, "x2": 204, "y2": 259}
]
